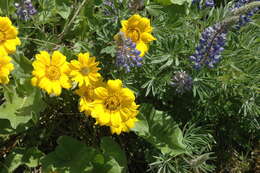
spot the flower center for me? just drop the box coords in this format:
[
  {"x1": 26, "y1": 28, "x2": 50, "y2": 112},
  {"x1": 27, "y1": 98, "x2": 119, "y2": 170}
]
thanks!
[
  {"x1": 46, "y1": 66, "x2": 61, "y2": 80},
  {"x1": 0, "y1": 31, "x2": 5, "y2": 42},
  {"x1": 127, "y1": 28, "x2": 140, "y2": 42},
  {"x1": 81, "y1": 67, "x2": 90, "y2": 76},
  {"x1": 105, "y1": 96, "x2": 120, "y2": 111},
  {"x1": 84, "y1": 87, "x2": 95, "y2": 102}
]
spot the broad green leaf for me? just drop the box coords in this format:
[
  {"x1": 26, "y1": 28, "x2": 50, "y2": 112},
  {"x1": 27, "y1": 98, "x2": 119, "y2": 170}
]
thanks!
[
  {"x1": 0, "y1": 87, "x2": 46, "y2": 129},
  {"x1": 41, "y1": 136, "x2": 97, "y2": 173},
  {"x1": 133, "y1": 104, "x2": 187, "y2": 156},
  {"x1": 0, "y1": 147, "x2": 44, "y2": 173},
  {"x1": 101, "y1": 137, "x2": 127, "y2": 173}
]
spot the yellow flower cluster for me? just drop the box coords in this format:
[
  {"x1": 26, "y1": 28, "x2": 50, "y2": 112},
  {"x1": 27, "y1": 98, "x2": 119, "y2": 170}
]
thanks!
[
  {"x1": 119, "y1": 14, "x2": 156, "y2": 57},
  {"x1": 76, "y1": 78, "x2": 139, "y2": 135},
  {"x1": 31, "y1": 51, "x2": 139, "y2": 135},
  {"x1": 1, "y1": 14, "x2": 154, "y2": 134},
  {"x1": 17, "y1": 13, "x2": 155, "y2": 135},
  {"x1": 0, "y1": 17, "x2": 21, "y2": 84}
]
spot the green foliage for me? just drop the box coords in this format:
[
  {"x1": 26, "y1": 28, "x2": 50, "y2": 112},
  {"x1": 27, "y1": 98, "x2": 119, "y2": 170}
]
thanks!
[
  {"x1": 155, "y1": 0, "x2": 192, "y2": 6},
  {"x1": 41, "y1": 136, "x2": 124, "y2": 173},
  {"x1": 0, "y1": 0, "x2": 259, "y2": 172},
  {"x1": 0, "y1": 87, "x2": 45, "y2": 130},
  {"x1": 133, "y1": 104, "x2": 187, "y2": 156},
  {"x1": 0, "y1": 147, "x2": 44, "y2": 173}
]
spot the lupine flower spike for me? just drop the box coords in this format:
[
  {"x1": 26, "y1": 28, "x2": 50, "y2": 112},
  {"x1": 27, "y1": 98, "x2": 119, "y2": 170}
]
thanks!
[
  {"x1": 171, "y1": 71, "x2": 193, "y2": 94},
  {"x1": 15, "y1": 0, "x2": 37, "y2": 21},
  {"x1": 115, "y1": 32, "x2": 143, "y2": 72},
  {"x1": 190, "y1": 23, "x2": 227, "y2": 69},
  {"x1": 232, "y1": 0, "x2": 260, "y2": 29}
]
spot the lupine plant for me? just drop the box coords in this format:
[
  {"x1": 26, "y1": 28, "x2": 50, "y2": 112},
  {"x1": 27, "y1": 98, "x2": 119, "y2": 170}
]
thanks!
[{"x1": 0, "y1": 0, "x2": 259, "y2": 172}]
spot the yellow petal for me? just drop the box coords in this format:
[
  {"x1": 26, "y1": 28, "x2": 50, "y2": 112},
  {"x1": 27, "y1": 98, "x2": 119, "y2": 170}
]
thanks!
[
  {"x1": 52, "y1": 81, "x2": 62, "y2": 96},
  {"x1": 60, "y1": 75, "x2": 71, "y2": 89},
  {"x1": 126, "y1": 118, "x2": 138, "y2": 129},
  {"x1": 95, "y1": 87, "x2": 108, "y2": 99},
  {"x1": 31, "y1": 77, "x2": 38, "y2": 86},
  {"x1": 78, "y1": 52, "x2": 90, "y2": 66},
  {"x1": 70, "y1": 60, "x2": 81, "y2": 69},
  {"x1": 107, "y1": 79, "x2": 122, "y2": 91},
  {"x1": 110, "y1": 126, "x2": 122, "y2": 135},
  {"x1": 128, "y1": 14, "x2": 142, "y2": 27},
  {"x1": 111, "y1": 112, "x2": 122, "y2": 127},
  {"x1": 98, "y1": 111, "x2": 110, "y2": 125},
  {"x1": 0, "y1": 17, "x2": 12, "y2": 31},
  {"x1": 141, "y1": 33, "x2": 156, "y2": 43},
  {"x1": 121, "y1": 20, "x2": 128, "y2": 31},
  {"x1": 36, "y1": 51, "x2": 50, "y2": 66},
  {"x1": 121, "y1": 88, "x2": 135, "y2": 102},
  {"x1": 5, "y1": 26, "x2": 18, "y2": 40},
  {"x1": 136, "y1": 42, "x2": 148, "y2": 57},
  {"x1": 52, "y1": 51, "x2": 66, "y2": 66},
  {"x1": 138, "y1": 18, "x2": 151, "y2": 32}
]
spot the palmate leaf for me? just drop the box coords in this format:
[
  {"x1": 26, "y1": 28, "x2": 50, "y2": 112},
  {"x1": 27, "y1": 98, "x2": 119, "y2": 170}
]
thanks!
[
  {"x1": 0, "y1": 87, "x2": 46, "y2": 130},
  {"x1": 0, "y1": 147, "x2": 44, "y2": 173},
  {"x1": 133, "y1": 104, "x2": 187, "y2": 156},
  {"x1": 41, "y1": 136, "x2": 124, "y2": 173},
  {"x1": 100, "y1": 137, "x2": 127, "y2": 173},
  {"x1": 41, "y1": 136, "x2": 97, "y2": 173}
]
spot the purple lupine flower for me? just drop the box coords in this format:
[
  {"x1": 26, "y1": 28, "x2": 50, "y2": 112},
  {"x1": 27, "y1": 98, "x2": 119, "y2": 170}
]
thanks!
[
  {"x1": 102, "y1": 0, "x2": 124, "y2": 19},
  {"x1": 192, "y1": 0, "x2": 215, "y2": 8},
  {"x1": 232, "y1": 0, "x2": 260, "y2": 29},
  {"x1": 171, "y1": 71, "x2": 193, "y2": 94},
  {"x1": 205, "y1": 0, "x2": 215, "y2": 7},
  {"x1": 190, "y1": 23, "x2": 227, "y2": 69},
  {"x1": 115, "y1": 32, "x2": 143, "y2": 72},
  {"x1": 15, "y1": 0, "x2": 37, "y2": 21}
]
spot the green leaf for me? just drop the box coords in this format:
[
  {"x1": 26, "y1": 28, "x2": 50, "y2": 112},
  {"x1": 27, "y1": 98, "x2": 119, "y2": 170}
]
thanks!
[
  {"x1": 100, "y1": 137, "x2": 127, "y2": 173},
  {"x1": 41, "y1": 136, "x2": 97, "y2": 173},
  {"x1": 0, "y1": 119, "x2": 13, "y2": 134},
  {"x1": 0, "y1": 87, "x2": 46, "y2": 129},
  {"x1": 56, "y1": 4, "x2": 71, "y2": 19},
  {"x1": 155, "y1": 0, "x2": 192, "y2": 5},
  {"x1": 41, "y1": 136, "x2": 125, "y2": 173},
  {"x1": 0, "y1": 147, "x2": 44, "y2": 173},
  {"x1": 133, "y1": 104, "x2": 187, "y2": 156}
]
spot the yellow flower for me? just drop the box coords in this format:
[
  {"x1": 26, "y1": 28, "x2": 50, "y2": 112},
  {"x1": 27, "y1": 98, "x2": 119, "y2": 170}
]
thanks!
[
  {"x1": 69, "y1": 52, "x2": 101, "y2": 87},
  {"x1": 31, "y1": 51, "x2": 71, "y2": 96},
  {"x1": 0, "y1": 51, "x2": 14, "y2": 84},
  {"x1": 76, "y1": 79, "x2": 104, "y2": 115},
  {"x1": 91, "y1": 79, "x2": 139, "y2": 135},
  {"x1": 0, "y1": 17, "x2": 21, "y2": 55},
  {"x1": 120, "y1": 14, "x2": 156, "y2": 57}
]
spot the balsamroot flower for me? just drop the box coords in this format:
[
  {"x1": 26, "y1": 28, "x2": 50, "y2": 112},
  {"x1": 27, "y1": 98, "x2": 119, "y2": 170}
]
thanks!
[
  {"x1": 69, "y1": 52, "x2": 101, "y2": 87},
  {"x1": 76, "y1": 80, "x2": 104, "y2": 115},
  {"x1": 0, "y1": 17, "x2": 21, "y2": 55},
  {"x1": 31, "y1": 51, "x2": 71, "y2": 96},
  {"x1": 116, "y1": 32, "x2": 143, "y2": 72},
  {"x1": 0, "y1": 51, "x2": 14, "y2": 84},
  {"x1": 119, "y1": 14, "x2": 156, "y2": 57},
  {"x1": 91, "y1": 79, "x2": 139, "y2": 135}
]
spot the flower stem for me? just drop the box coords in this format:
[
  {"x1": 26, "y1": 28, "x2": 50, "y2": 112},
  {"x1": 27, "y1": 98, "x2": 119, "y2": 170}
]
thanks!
[{"x1": 58, "y1": 0, "x2": 88, "y2": 39}]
